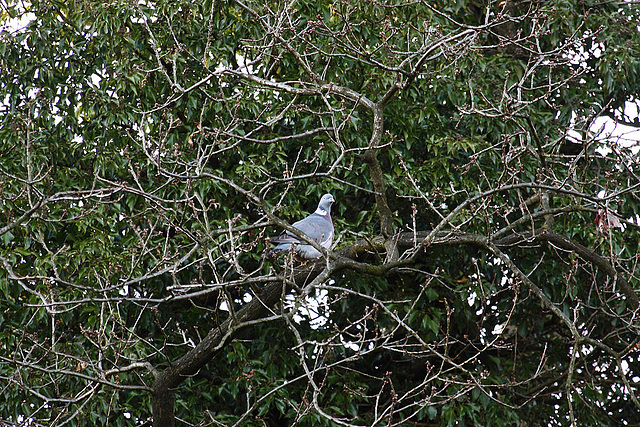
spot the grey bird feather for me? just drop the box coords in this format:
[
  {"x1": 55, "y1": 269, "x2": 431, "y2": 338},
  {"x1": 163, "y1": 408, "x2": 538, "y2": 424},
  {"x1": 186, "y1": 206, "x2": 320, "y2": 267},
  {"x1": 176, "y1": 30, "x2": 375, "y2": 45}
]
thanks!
[{"x1": 269, "y1": 193, "x2": 335, "y2": 259}]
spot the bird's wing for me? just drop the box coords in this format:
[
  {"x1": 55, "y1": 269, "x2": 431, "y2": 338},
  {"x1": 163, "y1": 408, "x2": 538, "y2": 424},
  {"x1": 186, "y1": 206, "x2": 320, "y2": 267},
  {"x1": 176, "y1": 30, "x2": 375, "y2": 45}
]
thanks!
[{"x1": 271, "y1": 214, "x2": 333, "y2": 247}]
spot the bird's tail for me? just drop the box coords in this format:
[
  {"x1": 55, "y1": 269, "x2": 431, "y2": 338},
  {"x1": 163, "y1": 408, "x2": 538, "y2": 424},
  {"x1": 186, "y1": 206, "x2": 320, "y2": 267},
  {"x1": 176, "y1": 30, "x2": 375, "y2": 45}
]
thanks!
[
  {"x1": 265, "y1": 243, "x2": 291, "y2": 259},
  {"x1": 264, "y1": 249, "x2": 279, "y2": 258}
]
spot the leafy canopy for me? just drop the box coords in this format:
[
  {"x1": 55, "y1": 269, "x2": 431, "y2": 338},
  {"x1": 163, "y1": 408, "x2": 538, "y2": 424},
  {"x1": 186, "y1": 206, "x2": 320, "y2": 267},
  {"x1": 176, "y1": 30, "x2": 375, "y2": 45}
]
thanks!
[{"x1": 1, "y1": 0, "x2": 639, "y2": 425}]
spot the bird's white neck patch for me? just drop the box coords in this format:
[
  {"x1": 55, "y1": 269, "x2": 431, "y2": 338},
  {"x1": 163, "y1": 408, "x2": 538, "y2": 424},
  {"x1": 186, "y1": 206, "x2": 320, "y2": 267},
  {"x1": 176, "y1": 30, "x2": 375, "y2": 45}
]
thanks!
[{"x1": 315, "y1": 208, "x2": 328, "y2": 216}]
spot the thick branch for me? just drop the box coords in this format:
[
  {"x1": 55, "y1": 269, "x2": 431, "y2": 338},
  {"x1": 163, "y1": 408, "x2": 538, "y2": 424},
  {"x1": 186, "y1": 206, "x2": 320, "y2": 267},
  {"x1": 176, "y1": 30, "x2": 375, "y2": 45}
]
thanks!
[
  {"x1": 364, "y1": 107, "x2": 395, "y2": 241},
  {"x1": 537, "y1": 231, "x2": 639, "y2": 309},
  {"x1": 152, "y1": 225, "x2": 637, "y2": 425},
  {"x1": 152, "y1": 264, "x2": 329, "y2": 427}
]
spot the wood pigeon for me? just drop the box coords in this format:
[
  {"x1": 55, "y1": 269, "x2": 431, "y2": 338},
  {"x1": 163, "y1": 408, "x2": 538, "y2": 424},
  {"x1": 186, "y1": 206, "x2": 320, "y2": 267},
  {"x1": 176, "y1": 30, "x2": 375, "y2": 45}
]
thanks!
[{"x1": 269, "y1": 193, "x2": 335, "y2": 259}]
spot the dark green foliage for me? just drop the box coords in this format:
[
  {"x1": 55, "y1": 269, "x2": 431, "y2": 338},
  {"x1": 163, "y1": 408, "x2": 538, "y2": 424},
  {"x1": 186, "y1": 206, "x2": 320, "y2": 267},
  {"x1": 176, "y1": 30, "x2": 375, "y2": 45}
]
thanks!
[{"x1": 1, "y1": 0, "x2": 639, "y2": 425}]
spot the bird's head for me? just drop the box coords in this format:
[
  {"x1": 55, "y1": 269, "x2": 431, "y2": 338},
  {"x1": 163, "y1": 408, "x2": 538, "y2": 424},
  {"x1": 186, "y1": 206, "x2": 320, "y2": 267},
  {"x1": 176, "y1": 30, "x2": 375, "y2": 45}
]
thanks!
[{"x1": 316, "y1": 193, "x2": 335, "y2": 214}]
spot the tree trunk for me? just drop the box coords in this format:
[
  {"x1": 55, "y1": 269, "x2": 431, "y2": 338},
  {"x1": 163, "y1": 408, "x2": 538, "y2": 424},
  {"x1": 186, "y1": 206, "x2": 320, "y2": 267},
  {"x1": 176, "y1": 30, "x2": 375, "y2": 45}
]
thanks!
[
  {"x1": 151, "y1": 230, "x2": 638, "y2": 425},
  {"x1": 151, "y1": 264, "x2": 323, "y2": 426}
]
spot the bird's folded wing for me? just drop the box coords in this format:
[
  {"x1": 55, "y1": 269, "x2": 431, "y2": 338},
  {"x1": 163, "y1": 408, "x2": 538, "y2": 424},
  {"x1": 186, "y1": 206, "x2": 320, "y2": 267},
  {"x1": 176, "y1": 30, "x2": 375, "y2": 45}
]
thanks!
[{"x1": 271, "y1": 215, "x2": 332, "y2": 246}]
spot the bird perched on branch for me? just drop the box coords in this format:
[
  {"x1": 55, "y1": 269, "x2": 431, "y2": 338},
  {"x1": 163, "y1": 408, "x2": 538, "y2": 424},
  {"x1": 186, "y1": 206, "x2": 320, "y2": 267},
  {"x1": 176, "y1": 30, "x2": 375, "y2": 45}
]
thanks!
[{"x1": 268, "y1": 193, "x2": 335, "y2": 259}]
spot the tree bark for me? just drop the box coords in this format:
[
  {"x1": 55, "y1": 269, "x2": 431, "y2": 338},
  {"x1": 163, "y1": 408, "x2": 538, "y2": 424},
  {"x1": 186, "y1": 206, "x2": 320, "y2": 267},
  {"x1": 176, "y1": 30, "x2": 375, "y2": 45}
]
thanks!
[
  {"x1": 151, "y1": 229, "x2": 638, "y2": 425},
  {"x1": 152, "y1": 263, "x2": 326, "y2": 426}
]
